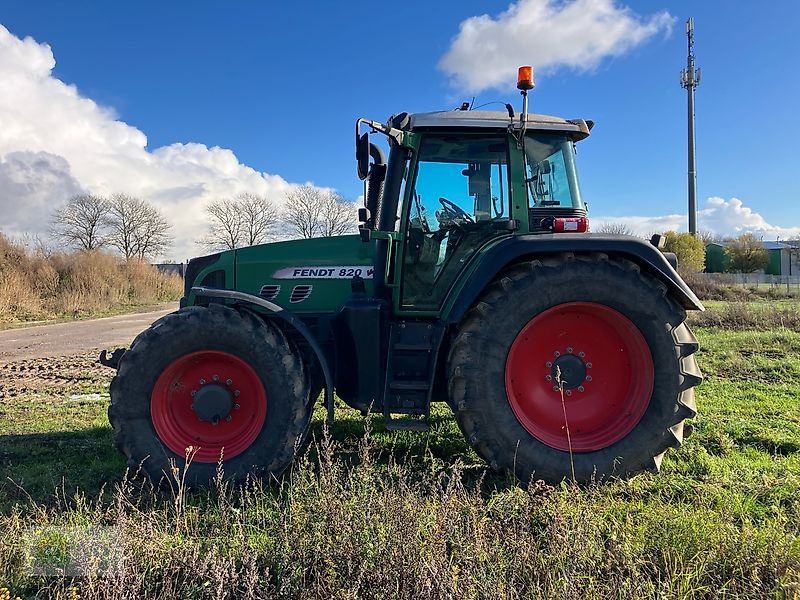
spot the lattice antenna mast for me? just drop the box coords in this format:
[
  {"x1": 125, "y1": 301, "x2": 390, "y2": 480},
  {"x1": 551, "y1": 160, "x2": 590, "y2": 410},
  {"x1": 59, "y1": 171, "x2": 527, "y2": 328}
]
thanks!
[{"x1": 680, "y1": 17, "x2": 701, "y2": 236}]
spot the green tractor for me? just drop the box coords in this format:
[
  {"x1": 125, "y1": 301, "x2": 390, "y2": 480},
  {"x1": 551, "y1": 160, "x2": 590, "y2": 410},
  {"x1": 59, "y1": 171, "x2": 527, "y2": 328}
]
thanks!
[{"x1": 106, "y1": 71, "x2": 702, "y2": 485}]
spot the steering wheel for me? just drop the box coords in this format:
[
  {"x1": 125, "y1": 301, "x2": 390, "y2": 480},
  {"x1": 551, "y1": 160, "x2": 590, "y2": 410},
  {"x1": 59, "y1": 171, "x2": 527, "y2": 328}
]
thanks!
[{"x1": 438, "y1": 197, "x2": 474, "y2": 223}]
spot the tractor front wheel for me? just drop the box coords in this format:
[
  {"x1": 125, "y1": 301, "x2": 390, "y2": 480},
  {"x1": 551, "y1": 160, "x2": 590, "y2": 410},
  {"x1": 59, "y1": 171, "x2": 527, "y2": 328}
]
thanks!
[
  {"x1": 108, "y1": 304, "x2": 310, "y2": 485},
  {"x1": 448, "y1": 254, "x2": 701, "y2": 483}
]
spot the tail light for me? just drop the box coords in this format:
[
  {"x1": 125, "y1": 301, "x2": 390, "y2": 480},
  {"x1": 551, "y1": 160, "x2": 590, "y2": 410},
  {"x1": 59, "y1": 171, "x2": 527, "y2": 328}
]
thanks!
[{"x1": 553, "y1": 217, "x2": 589, "y2": 233}]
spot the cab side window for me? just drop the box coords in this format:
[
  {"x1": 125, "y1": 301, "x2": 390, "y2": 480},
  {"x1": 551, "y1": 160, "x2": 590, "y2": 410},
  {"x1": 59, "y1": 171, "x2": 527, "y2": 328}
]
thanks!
[{"x1": 524, "y1": 134, "x2": 584, "y2": 210}]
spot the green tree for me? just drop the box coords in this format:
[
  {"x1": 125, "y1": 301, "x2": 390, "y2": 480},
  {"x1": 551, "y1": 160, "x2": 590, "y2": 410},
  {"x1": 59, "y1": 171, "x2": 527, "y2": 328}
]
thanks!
[
  {"x1": 662, "y1": 231, "x2": 705, "y2": 273},
  {"x1": 724, "y1": 233, "x2": 768, "y2": 273}
]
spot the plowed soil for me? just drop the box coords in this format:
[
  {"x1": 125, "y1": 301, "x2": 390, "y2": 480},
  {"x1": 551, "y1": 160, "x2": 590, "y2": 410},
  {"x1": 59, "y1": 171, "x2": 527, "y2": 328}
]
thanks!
[{"x1": 0, "y1": 352, "x2": 112, "y2": 398}]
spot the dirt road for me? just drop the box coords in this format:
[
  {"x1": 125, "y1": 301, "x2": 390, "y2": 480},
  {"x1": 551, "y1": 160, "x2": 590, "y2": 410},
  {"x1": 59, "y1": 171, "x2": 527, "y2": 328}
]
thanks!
[{"x1": 0, "y1": 303, "x2": 177, "y2": 362}]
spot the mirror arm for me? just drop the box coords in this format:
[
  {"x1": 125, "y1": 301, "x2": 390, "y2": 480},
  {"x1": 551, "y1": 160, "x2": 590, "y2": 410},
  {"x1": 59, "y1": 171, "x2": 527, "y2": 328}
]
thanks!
[{"x1": 356, "y1": 117, "x2": 404, "y2": 145}]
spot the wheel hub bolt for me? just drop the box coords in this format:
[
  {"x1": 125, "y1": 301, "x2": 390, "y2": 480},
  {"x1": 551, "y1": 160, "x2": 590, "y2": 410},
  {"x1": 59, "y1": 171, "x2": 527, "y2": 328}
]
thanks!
[
  {"x1": 586, "y1": 362, "x2": 592, "y2": 369},
  {"x1": 226, "y1": 379, "x2": 232, "y2": 386},
  {"x1": 565, "y1": 390, "x2": 572, "y2": 396},
  {"x1": 553, "y1": 351, "x2": 561, "y2": 357},
  {"x1": 191, "y1": 390, "x2": 196, "y2": 397},
  {"x1": 578, "y1": 351, "x2": 585, "y2": 358},
  {"x1": 586, "y1": 375, "x2": 593, "y2": 382},
  {"x1": 234, "y1": 403, "x2": 240, "y2": 410},
  {"x1": 212, "y1": 375, "x2": 219, "y2": 382},
  {"x1": 225, "y1": 415, "x2": 232, "y2": 422},
  {"x1": 578, "y1": 385, "x2": 585, "y2": 392},
  {"x1": 545, "y1": 361, "x2": 553, "y2": 368},
  {"x1": 199, "y1": 379, "x2": 206, "y2": 385},
  {"x1": 566, "y1": 347, "x2": 573, "y2": 354},
  {"x1": 552, "y1": 385, "x2": 559, "y2": 392},
  {"x1": 234, "y1": 390, "x2": 240, "y2": 397},
  {"x1": 545, "y1": 374, "x2": 552, "y2": 381}
]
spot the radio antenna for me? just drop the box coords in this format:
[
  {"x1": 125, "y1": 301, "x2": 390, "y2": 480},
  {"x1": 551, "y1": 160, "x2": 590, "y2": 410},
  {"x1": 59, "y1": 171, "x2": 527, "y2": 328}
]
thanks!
[{"x1": 680, "y1": 17, "x2": 701, "y2": 236}]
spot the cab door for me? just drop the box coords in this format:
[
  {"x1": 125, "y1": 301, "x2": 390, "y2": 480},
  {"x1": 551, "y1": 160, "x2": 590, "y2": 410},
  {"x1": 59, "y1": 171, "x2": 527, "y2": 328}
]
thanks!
[{"x1": 397, "y1": 133, "x2": 512, "y2": 313}]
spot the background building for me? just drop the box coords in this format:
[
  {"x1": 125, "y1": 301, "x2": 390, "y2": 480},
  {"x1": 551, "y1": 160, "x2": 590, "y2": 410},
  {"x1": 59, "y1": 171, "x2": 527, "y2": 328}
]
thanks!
[{"x1": 705, "y1": 240, "x2": 800, "y2": 275}]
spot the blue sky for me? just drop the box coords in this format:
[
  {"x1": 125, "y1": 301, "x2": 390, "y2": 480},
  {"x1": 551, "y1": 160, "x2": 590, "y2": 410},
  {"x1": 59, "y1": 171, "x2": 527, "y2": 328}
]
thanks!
[{"x1": 0, "y1": 0, "x2": 798, "y2": 257}]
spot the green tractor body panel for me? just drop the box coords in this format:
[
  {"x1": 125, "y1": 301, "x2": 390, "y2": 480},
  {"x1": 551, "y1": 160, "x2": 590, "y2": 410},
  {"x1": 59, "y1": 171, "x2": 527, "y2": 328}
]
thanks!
[
  {"x1": 235, "y1": 234, "x2": 376, "y2": 313},
  {"x1": 184, "y1": 235, "x2": 375, "y2": 313}
]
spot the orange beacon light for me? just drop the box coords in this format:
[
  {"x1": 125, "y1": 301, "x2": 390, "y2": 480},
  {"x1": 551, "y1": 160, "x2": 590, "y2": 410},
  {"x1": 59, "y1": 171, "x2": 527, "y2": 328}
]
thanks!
[{"x1": 517, "y1": 66, "x2": 535, "y2": 91}]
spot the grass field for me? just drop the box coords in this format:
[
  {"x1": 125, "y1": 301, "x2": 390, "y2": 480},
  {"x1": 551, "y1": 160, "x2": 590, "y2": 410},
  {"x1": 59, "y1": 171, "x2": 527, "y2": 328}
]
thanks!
[{"x1": 1, "y1": 302, "x2": 799, "y2": 599}]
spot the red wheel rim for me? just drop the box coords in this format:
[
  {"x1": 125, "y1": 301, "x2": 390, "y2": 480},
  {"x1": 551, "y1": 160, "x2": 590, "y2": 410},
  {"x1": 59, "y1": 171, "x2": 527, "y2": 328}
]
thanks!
[
  {"x1": 151, "y1": 350, "x2": 267, "y2": 462},
  {"x1": 505, "y1": 302, "x2": 653, "y2": 452}
]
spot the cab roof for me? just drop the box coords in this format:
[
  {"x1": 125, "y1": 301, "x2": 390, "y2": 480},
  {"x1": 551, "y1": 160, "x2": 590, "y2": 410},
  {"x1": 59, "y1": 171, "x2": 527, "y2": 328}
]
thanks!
[{"x1": 407, "y1": 110, "x2": 592, "y2": 139}]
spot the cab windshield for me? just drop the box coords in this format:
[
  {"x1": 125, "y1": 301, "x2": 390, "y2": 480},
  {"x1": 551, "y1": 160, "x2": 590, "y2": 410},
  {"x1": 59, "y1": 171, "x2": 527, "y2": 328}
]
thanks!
[{"x1": 524, "y1": 134, "x2": 584, "y2": 210}]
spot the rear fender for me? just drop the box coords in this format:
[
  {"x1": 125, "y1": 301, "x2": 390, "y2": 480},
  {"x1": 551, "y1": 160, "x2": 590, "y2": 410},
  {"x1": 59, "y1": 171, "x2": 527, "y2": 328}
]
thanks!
[{"x1": 443, "y1": 234, "x2": 704, "y2": 325}]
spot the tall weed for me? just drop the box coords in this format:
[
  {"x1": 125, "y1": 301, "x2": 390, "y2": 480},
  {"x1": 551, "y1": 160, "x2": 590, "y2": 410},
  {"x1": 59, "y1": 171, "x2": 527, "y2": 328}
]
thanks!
[
  {"x1": 1, "y1": 430, "x2": 797, "y2": 599},
  {"x1": 690, "y1": 302, "x2": 800, "y2": 331},
  {"x1": 0, "y1": 233, "x2": 181, "y2": 322}
]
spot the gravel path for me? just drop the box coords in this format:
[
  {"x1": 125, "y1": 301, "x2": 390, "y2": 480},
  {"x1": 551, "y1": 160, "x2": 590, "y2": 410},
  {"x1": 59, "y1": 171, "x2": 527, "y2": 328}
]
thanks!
[{"x1": 0, "y1": 303, "x2": 177, "y2": 362}]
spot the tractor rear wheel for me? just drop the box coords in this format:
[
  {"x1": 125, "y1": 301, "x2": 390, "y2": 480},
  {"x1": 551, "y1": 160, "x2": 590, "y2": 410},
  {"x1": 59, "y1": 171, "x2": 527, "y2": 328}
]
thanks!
[
  {"x1": 108, "y1": 304, "x2": 309, "y2": 485},
  {"x1": 448, "y1": 254, "x2": 701, "y2": 483}
]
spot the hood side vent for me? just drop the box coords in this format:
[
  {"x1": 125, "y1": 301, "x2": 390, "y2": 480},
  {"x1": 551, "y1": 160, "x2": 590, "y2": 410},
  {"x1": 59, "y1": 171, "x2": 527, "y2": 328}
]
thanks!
[
  {"x1": 259, "y1": 284, "x2": 281, "y2": 301},
  {"x1": 290, "y1": 285, "x2": 313, "y2": 303}
]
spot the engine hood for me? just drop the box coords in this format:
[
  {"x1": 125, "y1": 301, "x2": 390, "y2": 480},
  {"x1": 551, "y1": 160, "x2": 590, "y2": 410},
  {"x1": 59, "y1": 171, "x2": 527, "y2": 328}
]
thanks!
[{"x1": 234, "y1": 234, "x2": 376, "y2": 313}]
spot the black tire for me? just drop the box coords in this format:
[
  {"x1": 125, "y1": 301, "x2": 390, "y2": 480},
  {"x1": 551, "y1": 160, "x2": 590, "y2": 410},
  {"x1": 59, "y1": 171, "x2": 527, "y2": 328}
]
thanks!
[
  {"x1": 447, "y1": 253, "x2": 701, "y2": 484},
  {"x1": 108, "y1": 304, "x2": 310, "y2": 485}
]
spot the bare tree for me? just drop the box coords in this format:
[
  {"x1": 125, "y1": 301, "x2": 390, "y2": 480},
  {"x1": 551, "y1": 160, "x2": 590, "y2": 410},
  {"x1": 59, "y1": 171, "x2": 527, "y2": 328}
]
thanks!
[
  {"x1": 698, "y1": 229, "x2": 723, "y2": 245},
  {"x1": 203, "y1": 193, "x2": 279, "y2": 250},
  {"x1": 596, "y1": 221, "x2": 634, "y2": 236},
  {"x1": 107, "y1": 193, "x2": 172, "y2": 260},
  {"x1": 204, "y1": 198, "x2": 243, "y2": 250},
  {"x1": 284, "y1": 185, "x2": 356, "y2": 239},
  {"x1": 284, "y1": 185, "x2": 323, "y2": 239},
  {"x1": 51, "y1": 194, "x2": 109, "y2": 250},
  {"x1": 107, "y1": 194, "x2": 142, "y2": 258},
  {"x1": 239, "y1": 193, "x2": 279, "y2": 246},
  {"x1": 319, "y1": 192, "x2": 357, "y2": 237},
  {"x1": 133, "y1": 205, "x2": 172, "y2": 260}
]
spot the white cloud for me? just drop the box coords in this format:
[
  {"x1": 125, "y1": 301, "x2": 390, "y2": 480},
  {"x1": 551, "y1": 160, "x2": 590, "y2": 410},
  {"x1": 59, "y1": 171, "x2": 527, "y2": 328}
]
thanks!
[
  {"x1": 594, "y1": 196, "x2": 800, "y2": 239},
  {"x1": 699, "y1": 197, "x2": 800, "y2": 240},
  {"x1": 0, "y1": 24, "x2": 314, "y2": 260},
  {"x1": 592, "y1": 212, "x2": 683, "y2": 236},
  {"x1": 0, "y1": 151, "x2": 83, "y2": 237},
  {"x1": 439, "y1": 0, "x2": 674, "y2": 93}
]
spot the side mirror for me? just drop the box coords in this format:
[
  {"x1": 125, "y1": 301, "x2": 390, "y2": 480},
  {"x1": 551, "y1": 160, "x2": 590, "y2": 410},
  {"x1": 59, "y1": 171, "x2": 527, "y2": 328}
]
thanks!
[{"x1": 357, "y1": 133, "x2": 370, "y2": 181}]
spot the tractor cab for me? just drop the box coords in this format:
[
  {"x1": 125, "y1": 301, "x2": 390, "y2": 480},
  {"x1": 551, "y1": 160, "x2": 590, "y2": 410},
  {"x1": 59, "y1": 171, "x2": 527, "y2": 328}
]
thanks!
[
  {"x1": 329, "y1": 107, "x2": 595, "y2": 431},
  {"x1": 355, "y1": 108, "x2": 592, "y2": 315}
]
